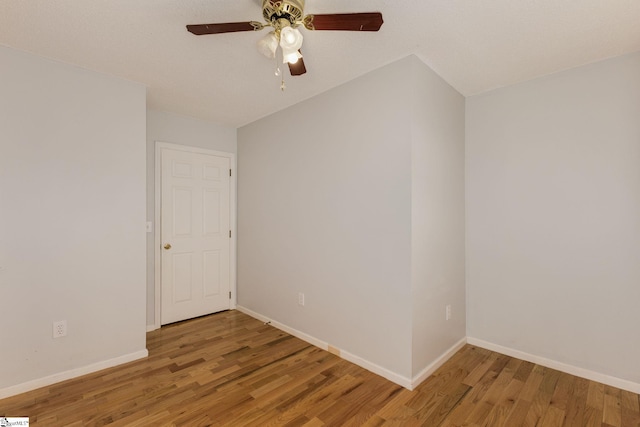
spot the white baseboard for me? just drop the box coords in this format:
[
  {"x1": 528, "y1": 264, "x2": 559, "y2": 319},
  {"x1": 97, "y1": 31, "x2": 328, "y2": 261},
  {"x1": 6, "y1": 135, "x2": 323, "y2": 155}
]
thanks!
[
  {"x1": 338, "y1": 347, "x2": 413, "y2": 389},
  {"x1": 0, "y1": 349, "x2": 149, "y2": 399},
  {"x1": 236, "y1": 306, "x2": 329, "y2": 351},
  {"x1": 238, "y1": 306, "x2": 421, "y2": 390},
  {"x1": 411, "y1": 337, "x2": 468, "y2": 390},
  {"x1": 467, "y1": 337, "x2": 640, "y2": 395},
  {"x1": 147, "y1": 323, "x2": 159, "y2": 332}
]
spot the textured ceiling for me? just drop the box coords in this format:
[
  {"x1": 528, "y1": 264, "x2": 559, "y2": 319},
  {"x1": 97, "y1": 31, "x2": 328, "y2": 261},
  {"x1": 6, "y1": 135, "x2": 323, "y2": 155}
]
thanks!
[{"x1": 2, "y1": 0, "x2": 639, "y2": 127}]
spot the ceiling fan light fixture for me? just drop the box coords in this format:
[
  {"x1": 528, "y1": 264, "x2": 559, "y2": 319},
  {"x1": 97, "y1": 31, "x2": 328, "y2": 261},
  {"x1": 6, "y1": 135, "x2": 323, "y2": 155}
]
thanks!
[
  {"x1": 257, "y1": 31, "x2": 279, "y2": 58},
  {"x1": 187, "y1": 0, "x2": 384, "y2": 80}
]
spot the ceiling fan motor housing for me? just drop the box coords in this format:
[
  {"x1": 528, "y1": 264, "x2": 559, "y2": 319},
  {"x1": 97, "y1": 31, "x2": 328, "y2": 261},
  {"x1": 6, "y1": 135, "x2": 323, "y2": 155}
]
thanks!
[{"x1": 263, "y1": 0, "x2": 305, "y2": 25}]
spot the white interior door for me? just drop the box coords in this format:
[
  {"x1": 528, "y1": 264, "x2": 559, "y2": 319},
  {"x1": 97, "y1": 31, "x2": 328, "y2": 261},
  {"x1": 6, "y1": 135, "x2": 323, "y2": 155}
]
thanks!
[{"x1": 161, "y1": 148, "x2": 231, "y2": 325}]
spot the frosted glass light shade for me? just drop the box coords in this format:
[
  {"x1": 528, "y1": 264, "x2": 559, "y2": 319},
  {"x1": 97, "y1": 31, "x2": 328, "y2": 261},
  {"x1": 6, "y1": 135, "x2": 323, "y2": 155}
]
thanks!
[
  {"x1": 283, "y1": 50, "x2": 303, "y2": 64},
  {"x1": 257, "y1": 32, "x2": 278, "y2": 59},
  {"x1": 280, "y1": 26, "x2": 303, "y2": 51}
]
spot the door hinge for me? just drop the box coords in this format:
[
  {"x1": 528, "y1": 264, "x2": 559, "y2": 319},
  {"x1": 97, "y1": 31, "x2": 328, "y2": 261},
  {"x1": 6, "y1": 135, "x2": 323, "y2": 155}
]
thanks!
[
  {"x1": 229, "y1": 230, "x2": 231, "y2": 238},
  {"x1": 229, "y1": 169, "x2": 232, "y2": 177},
  {"x1": 229, "y1": 291, "x2": 232, "y2": 299}
]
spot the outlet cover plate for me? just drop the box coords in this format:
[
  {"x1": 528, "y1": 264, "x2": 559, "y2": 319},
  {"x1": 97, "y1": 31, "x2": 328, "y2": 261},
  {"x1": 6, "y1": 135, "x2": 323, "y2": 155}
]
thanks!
[{"x1": 53, "y1": 320, "x2": 67, "y2": 338}]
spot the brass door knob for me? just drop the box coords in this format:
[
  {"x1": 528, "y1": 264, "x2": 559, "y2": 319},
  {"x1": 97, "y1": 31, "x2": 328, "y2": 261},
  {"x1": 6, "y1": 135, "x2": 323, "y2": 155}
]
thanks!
[{"x1": 164, "y1": 243, "x2": 172, "y2": 250}]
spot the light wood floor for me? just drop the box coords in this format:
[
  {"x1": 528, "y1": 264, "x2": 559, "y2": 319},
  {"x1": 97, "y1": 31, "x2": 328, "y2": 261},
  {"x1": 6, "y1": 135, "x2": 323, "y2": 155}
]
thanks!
[{"x1": 1, "y1": 310, "x2": 639, "y2": 426}]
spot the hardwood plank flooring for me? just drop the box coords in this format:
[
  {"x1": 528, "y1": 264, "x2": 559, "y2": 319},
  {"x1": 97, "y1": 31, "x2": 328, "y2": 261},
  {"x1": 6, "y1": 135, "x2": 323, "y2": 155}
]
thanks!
[{"x1": 1, "y1": 310, "x2": 639, "y2": 426}]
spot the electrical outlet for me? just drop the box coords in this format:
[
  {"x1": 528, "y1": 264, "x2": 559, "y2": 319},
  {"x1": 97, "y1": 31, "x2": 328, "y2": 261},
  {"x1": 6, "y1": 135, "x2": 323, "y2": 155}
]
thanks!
[
  {"x1": 446, "y1": 305, "x2": 452, "y2": 321},
  {"x1": 53, "y1": 320, "x2": 67, "y2": 338},
  {"x1": 298, "y1": 292, "x2": 305, "y2": 306}
]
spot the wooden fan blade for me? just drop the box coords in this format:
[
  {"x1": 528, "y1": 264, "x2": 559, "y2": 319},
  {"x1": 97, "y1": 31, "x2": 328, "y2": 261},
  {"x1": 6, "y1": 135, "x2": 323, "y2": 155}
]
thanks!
[
  {"x1": 303, "y1": 12, "x2": 383, "y2": 31},
  {"x1": 288, "y1": 55, "x2": 307, "y2": 76},
  {"x1": 187, "y1": 21, "x2": 263, "y2": 35}
]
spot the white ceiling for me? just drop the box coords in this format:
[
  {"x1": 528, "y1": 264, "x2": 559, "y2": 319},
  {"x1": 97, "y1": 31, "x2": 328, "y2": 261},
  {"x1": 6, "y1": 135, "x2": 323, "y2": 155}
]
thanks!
[{"x1": 2, "y1": 0, "x2": 639, "y2": 127}]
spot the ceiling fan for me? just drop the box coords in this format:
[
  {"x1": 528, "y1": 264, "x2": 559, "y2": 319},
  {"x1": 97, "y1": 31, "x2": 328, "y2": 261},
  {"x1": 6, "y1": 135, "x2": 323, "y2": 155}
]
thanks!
[{"x1": 186, "y1": 0, "x2": 383, "y2": 80}]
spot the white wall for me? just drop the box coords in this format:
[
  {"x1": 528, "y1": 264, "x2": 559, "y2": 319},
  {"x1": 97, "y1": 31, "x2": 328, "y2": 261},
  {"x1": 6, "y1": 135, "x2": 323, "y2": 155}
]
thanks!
[
  {"x1": 238, "y1": 58, "x2": 414, "y2": 378},
  {"x1": 0, "y1": 46, "x2": 147, "y2": 393},
  {"x1": 409, "y1": 58, "x2": 466, "y2": 377},
  {"x1": 238, "y1": 56, "x2": 467, "y2": 384},
  {"x1": 466, "y1": 52, "x2": 640, "y2": 385},
  {"x1": 146, "y1": 109, "x2": 237, "y2": 327}
]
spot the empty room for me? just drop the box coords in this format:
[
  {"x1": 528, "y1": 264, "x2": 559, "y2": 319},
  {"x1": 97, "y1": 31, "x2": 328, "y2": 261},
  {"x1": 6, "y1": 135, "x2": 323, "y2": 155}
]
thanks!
[{"x1": 1, "y1": 1, "x2": 639, "y2": 425}]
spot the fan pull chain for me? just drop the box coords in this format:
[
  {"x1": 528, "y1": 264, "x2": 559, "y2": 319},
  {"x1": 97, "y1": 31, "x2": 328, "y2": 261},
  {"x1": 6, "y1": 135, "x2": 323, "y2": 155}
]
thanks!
[
  {"x1": 277, "y1": 47, "x2": 286, "y2": 91},
  {"x1": 274, "y1": 55, "x2": 281, "y2": 77}
]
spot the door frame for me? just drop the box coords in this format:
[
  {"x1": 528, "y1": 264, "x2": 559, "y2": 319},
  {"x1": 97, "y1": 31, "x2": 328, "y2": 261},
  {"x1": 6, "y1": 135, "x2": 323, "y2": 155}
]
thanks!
[{"x1": 153, "y1": 141, "x2": 237, "y2": 330}]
